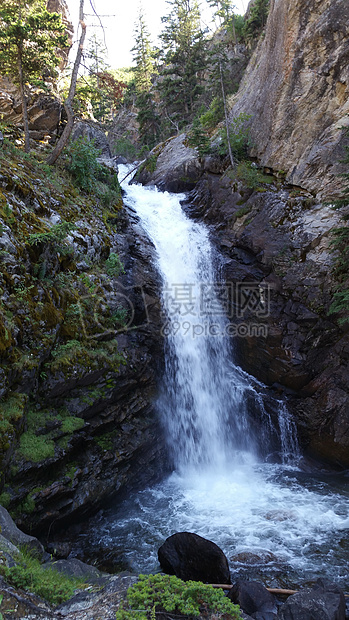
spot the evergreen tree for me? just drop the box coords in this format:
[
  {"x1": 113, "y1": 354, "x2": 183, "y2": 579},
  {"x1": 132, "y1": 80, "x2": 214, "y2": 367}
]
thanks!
[
  {"x1": 132, "y1": 7, "x2": 155, "y2": 94},
  {"x1": 159, "y1": 0, "x2": 207, "y2": 133},
  {"x1": 243, "y1": 0, "x2": 269, "y2": 40},
  {"x1": 0, "y1": 0, "x2": 67, "y2": 152},
  {"x1": 131, "y1": 6, "x2": 160, "y2": 148}
]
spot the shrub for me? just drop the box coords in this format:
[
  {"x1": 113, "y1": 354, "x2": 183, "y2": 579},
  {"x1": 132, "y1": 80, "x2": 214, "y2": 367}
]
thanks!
[
  {"x1": 217, "y1": 113, "x2": 252, "y2": 161},
  {"x1": 115, "y1": 574, "x2": 242, "y2": 620},
  {"x1": 65, "y1": 137, "x2": 102, "y2": 192},
  {"x1": 0, "y1": 550, "x2": 86, "y2": 605},
  {"x1": 187, "y1": 116, "x2": 211, "y2": 158},
  {"x1": 235, "y1": 161, "x2": 273, "y2": 189},
  {"x1": 105, "y1": 252, "x2": 125, "y2": 277}
]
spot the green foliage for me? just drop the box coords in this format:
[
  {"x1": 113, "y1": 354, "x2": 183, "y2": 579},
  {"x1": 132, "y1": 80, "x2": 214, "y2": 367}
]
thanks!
[
  {"x1": 105, "y1": 252, "x2": 125, "y2": 277},
  {"x1": 0, "y1": 491, "x2": 11, "y2": 508},
  {"x1": 65, "y1": 137, "x2": 102, "y2": 192},
  {"x1": 187, "y1": 116, "x2": 211, "y2": 157},
  {"x1": 235, "y1": 161, "x2": 273, "y2": 189},
  {"x1": 0, "y1": 549, "x2": 86, "y2": 605},
  {"x1": 243, "y1": 0, "x2": 270, "y2": 40},
  {"x1": 61, "y1": 416, "x2": 84, "y2": 433},
  {"x1": 18, "y1": 432, "x2": 55, "y2": 462},
  {"x1": 200, "y1": 97, "x2": 224, "y2": 131},
  {"x1": 27, "y1": 221, "x2": 75, "y2": 248},
  {"x1": 158, "y1": 0, "x2": 207, "y2": 132},
  {"x1": 0, "y1": 0, "x2": 67, "y2": 82},
  {"x1": 0, "y1": 0, "x2": 68, "y2": 151},
  {"x1": 112, "y1": 136, "x2": 138, "y2": 160},
  {"x1": 116, "y1": 574, "x2": 242, "y2": 620},
  {"x1": 217, "y1": 113, "x2": 252, "y2": 160}
]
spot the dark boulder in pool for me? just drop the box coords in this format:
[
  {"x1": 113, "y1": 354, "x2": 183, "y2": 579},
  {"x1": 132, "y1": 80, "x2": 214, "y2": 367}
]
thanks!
[{"x1": 157, "y1": 531, "x2": 231, "y2": 584}]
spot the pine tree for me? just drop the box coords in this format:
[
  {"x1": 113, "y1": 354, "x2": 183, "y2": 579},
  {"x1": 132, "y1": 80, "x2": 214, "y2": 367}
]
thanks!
[
  {"x1": 131, "y1": 6, "x2": 160, "y2": 149},
  {"x1": 159, "y1": 0, "x2": 207, "y2": 133},
  {"x1": 0, "y1": 0, "x2": 67, "y2": 152}
]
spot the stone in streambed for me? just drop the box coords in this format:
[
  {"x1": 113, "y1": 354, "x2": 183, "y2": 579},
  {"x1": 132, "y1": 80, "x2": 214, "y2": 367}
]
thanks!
[
  {"x1": 277, "y1": 579, "x2": 346, "y2": 620},
  {"x1": 158, "y1": 531, "x2": 231, "y2": 584},
  {"x1": 228, "y1": 580, "x2": 278, "y2": 619}
]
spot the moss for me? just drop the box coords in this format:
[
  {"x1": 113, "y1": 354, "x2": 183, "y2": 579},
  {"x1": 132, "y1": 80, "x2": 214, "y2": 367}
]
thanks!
[
  {"x1": 235, "y1": 205, "x2": 252, "y2": 218},
  {"x1": 0, "y1": 491, "x2": 11, "y2": 508},
  {"x1": 18, "y1": 432, "x2": 55, "y2": 462},
  {"x1": 61, "y1": 417, "x2": 84, "y2": 434}
]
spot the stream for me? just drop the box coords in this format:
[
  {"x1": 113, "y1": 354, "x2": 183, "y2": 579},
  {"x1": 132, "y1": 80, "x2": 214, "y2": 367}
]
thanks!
[{"x1": 72, "y1": 166, "x2": 349, "y2": 590}]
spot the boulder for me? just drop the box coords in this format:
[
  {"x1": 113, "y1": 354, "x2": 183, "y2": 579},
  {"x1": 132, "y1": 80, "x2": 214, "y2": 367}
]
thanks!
[
  {"x1": 0, "y1": 505, "x2": 45, "y2": 560},
  {"x1": 227, "y1": 580, "x2": 277, "y2": 619},
  {"x1": 158, "y1": 531, "x2": 231, "y2": 584},
  {"x1": 277, "y1": 580, "x2": 346, "y2": 620},
  {"x1": 71, "y1": 120, "x2": 111, "y2": 157},
  {"x1": 136, "y1": 134, "x2": 202, "y2": 192}
]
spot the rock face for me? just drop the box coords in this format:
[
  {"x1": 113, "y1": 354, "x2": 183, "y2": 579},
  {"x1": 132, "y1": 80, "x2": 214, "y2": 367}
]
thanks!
[
  {"x1": 158, "y1": 532, "x2": 231, "y2": 584},
  {"x1": 0, "y1": 152, "x2": 167, "y2": 534},
  {"x1": 185, "y1": 170, "x2": 349, "y2": 468},
  {"x1": 135, "y1": 135, "x2": 202, "y2": 192},
  {"x1": 229, "y1": 0, "x2": 349, "y2": 199}
]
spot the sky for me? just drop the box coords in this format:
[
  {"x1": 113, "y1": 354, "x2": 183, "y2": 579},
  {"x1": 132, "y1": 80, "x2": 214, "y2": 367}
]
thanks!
[{"x1": 65, "y1": 0, "x2": 248, "y2": 69}]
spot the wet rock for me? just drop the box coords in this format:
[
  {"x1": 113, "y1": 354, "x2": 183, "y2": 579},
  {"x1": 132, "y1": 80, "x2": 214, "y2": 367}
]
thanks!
[
  {"x1": 228, "y1": 580, "x2": 277, "y2": 619},
  {"x1": 158, "y1": 531, "x2": 231, "y2": 584},
  {"x1": 277, "y1": 580, "x2": 346, "y2": 620}
]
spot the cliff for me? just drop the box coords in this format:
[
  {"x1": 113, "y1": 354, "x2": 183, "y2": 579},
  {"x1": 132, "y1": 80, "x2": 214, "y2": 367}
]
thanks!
[
  {"x1": 0, "y1": 140, "x2": 166, "y2": 534},
  {"x1": 229, "y1": 0, "x2": 349, "y2": 199}
]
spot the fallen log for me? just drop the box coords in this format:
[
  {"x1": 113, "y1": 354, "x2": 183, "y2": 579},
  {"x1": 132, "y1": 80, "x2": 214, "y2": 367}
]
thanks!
[{"x1": 211, "y1": 585, "x2": 349, "y2": 597}]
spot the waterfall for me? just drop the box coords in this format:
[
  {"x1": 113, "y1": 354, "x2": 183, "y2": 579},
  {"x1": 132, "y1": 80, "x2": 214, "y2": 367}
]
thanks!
[
  {"x1": 71, "y1": 168, "x2": 348, "y2": 591},
  {"x1": 119, "y1": 166, "x2": 298, "y2": 470}
]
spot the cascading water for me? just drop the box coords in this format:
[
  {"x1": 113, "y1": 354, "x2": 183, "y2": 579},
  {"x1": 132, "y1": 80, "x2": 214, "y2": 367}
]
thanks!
[{"x1": 72, "y1": 166, "x2": 349, "y2": 589}]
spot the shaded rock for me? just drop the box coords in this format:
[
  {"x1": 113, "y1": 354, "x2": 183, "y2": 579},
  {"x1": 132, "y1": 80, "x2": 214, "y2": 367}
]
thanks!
[
  {"x1": 228, "y1": 580, "x2": 277, "y2": 619},
  {"x1": 0, "y1": 506, "x2": 45, "y2": 560},
  {"x1": 158, "y1": 531, "x2": 231, "y2": 584},
  {"x1": 277, "y1": 580, "x2": 346, "y2": 620}
]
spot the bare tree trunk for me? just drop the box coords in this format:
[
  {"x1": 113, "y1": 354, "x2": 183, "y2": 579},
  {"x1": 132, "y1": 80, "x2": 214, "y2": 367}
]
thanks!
[
  {"x1": 17, "y1": 44, "x2": 30, "y2": 153},
  {"x1": 219, "y1": 61, "x2": 234, "y2": 168},
  {"x1": 46, "y1": 0, "x2": 86, "y2": 165}
]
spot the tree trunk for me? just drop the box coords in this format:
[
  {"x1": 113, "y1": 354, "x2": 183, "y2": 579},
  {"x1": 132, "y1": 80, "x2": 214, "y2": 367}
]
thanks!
[
  {"x1": 46, "y1": 0, "x2": 86, "y2": 165},
  {"x1": 17, "y1": 44, "x2": 30, "y2": 153}
]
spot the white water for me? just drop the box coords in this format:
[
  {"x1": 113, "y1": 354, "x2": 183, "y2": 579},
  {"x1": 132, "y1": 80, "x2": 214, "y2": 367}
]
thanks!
[{"x1": 74, "y1": 167, "x2": 349, "y2": 589}]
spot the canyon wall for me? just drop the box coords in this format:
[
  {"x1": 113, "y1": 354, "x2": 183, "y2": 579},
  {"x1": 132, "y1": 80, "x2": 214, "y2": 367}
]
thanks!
[{"x1": 229, "y1": 0, "x2": 349, "y2": 199}]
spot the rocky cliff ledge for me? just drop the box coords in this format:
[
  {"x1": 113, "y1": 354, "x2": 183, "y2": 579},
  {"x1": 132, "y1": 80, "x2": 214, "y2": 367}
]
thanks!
[
  {"x1": 0, "y1": 147, "x2": 166, "y2": 535},
  {"x1": 229, "y1": 0, "x2": 349, "y2": 199}
]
